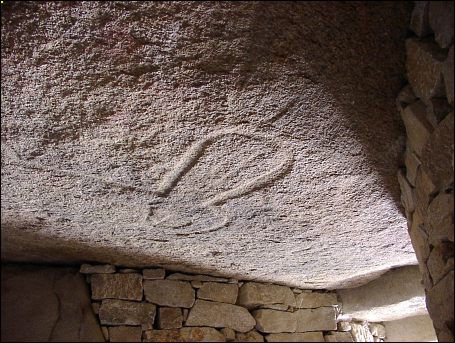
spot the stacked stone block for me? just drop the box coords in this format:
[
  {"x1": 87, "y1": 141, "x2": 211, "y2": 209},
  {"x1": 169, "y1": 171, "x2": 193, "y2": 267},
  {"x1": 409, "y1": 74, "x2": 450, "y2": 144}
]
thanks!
[
  {"x1": 397, "y1": 1, "x2": 454, "y2": 341},
  {"x1": 81, "y1": 264, "x2": 385, "y2": 342}
]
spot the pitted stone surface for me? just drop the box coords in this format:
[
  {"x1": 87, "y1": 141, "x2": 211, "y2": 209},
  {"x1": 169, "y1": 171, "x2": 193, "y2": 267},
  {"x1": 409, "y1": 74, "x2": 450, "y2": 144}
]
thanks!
[
  {"x1": 295, "y1": 307, "x2": 337, "y2": 332},
  {"x1": 221, "y1": 328, "x2": 235, "y2": 342},
  {"x1": 143, "y1": 268, "x2": 165, "y2": 280},
  {"x1": 180, "y1": 327, "x2": 227, "y2": 342},
  {"x1": 1, "y1": 1, "x2": 415, "y2": 289},
  {"x1": 294, "y1": 291, "x2": 337, "y2": 308},
  {"x1": 168, "y1": 273, "x2": 229, "y2": 283},
  {"x1": 91, "y1": 274, "x2": 143, "y2": 301},
  {"x1": 197, "y1": 282, "x2": 238, "y2": 304},
  {"x1": 238, "y1": 283, "x2": 295, "y2": 309},
  {"x1": 400, "y1": 101, "x2": 434, "y2": 156},
  {"x1": 406, "y1": 38, "x2": 446, "y2": 102},
  {"x1": 324, "y1": 332, "x2": 354, "y2": 342},
  {"x1": 80, "y1": 264, "x2": 115, "y2": 274},
  {"x1": 266, "y1": 332, "x2": 324, "y2": 342},
  {"x1": 350, "y1": 322, "x2": 374, "y2": 342},
  {"x1": 368, "y1": 323, "x2": 385, "y2": 338},
  {"x1": 144, "y1": 280, "x2": 195, "y2": 308},
  {"x1": 235, "y1": 330, "x2": 264, "y2": 342},
  {"x1": 253, "y1": 309, "x2": 296, "y2": 334},
  {"x1": 421, "y1": 112, "x2": 454, "y2": 191},
  {"x1": 108, "y1": 326, "x2": 142, "y2": 342},
  {"x1": 98, "y1": 299, "x2": 156, "y2": 329},
  {"x1": 186, "y1": 299, "x2": 256, "y2": 333},
  {"x1": 295, "y1": 292, "x2": 337, "y2": 308},
  {"x1": 157, "y1": 307, "x2": 183, "y2": 329}
]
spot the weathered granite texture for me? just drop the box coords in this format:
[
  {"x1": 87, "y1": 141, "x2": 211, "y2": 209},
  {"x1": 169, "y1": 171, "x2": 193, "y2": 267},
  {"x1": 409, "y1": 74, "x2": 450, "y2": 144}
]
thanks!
[
  {"x1": 1, "y1": 1, "x2": 415, "y2": 289},
  {"x1": 1, "y1": 264, "x2": 104, "y2": 342}
]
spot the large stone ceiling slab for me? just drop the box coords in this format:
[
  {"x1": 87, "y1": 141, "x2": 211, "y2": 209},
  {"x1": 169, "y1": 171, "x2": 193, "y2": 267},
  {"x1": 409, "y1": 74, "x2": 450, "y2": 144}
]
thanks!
[{"x1": 1, "y1": 2, "x2": 416, "y2": 288}]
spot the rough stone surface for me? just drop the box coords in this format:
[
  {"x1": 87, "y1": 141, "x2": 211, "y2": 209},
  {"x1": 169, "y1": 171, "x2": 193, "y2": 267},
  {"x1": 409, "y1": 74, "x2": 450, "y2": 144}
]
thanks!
[
  {"x1": 108, "y1": 326, "x2": 142, "y2": 342},
  {"x1": 1, "y1": 1, "x2": 416, "y2": 290},
  {"x1": 424, "y1": 97, "x2": 452, "y2": 127},
  {"x1": 118, "y1": 268, "x2": 140, "y2": 274},
  {"x1": 183, "y1": 308, "x2": 189, "y2": 322},
  {"x1": 158, "y1": 307, "x2": 183, "y2": 329},
  {"x1": 295, "y1": 307, "x2": 337, "y2": 332},
  {"x1": 238, "y1": 283, "x2": 295, "y2": 309},
  {"x1": 98, "y1": 299, "x2": 156, "y2": 329},
  {"x1": 198, "y1": 282, "x2": 238, "y2": 304},
  {"x1": 397, "y1": 169, "x2": 415, "y2": 213},
  {"x1": 143, "y1": 329, "x2": 182, "y2": 342},
  {"x1": 258, "y1": 304, "x2": 289, "y2": 311},
  {"x1": 235, "y1": 330, "x2": 264, "y2": 342},
  {"x1": 1, "y1": 265, "x2": 104, "y2": 342},
  {"x1": 426, "y1": 271, "x2": 454, "y2": 331},
  {"x1": 324, "y1": 332, "x2": 354, "y2": 342},
  {"x1": 369, "y1": 323, "x2": 386, "y2": 338},
  {"x1": 191, "y1": 280, "x2": 204, "y2": 288},
  {"x1": 351, "y1": 322, "x2": 374, "y2": 342},
  {"x1": 143, "y1": 268, "x2": 165, "y2": 280},
  {"x1": 409, "y1": 212, "x2": 431, "y2": 265},
  {"x1": 383, "y1": 314, "x2": 437, "y2": 342},
  {"x1": 443, "y1": 46, "x2": 454, "y2": 104},
  {"x1": 404, "y1": 146, "x2": 421, "y2": 186},
  {"x1": 406, "y1": 38, "x2": 446, "y2": 102},
  {"x1": 338, "y1": 266, "x2": 427, "y2": 322},
  {"x1": 180, "y1": 327, "x2": 226, "y2": 342},
  {"x1": 101, "y1": 326, "x2": 109, "y2": 341},
  {"x1": 414, "y1": 166, "x2": 437, "y2": 213},
  {"x1": 427, "y1": 242, "x2": 454, "y2": 285},
  {"x1": 91, "y1": 273, "x2": 143, "y2": 301},
  {"x1": 221, "y1": 328, "x2": 235, "y2": 342},
  {"x1": 80, "y1": 263, "x2": 115, "y2": 274},
  {"x1": 294, "y1": 291, "x2": 337, "y2": 308},
  {"x1": 410, "y1": 1, "x2": 431, "y2": 38},
  {"x1": 427, "y1": 192, "x2": 454, "y2": 243},
  {"x1": 429, "y1": 1, "x2": 454, "y2": 48},
  {"x1": 266, "y1": 332, "x2": 324, "y2": 342},
  {"x1": 144, "y1": 280, "x2": 195, "y2": 308},
  {"x1": 186, "y1": 299, "x2": 256, "y2": 333},
  {"x1": 421, "y1": 112, "x2": 454, "y2": 191},
  {"x1": 92, "y1": 302, "x2": 100, "y2": 315},
  {"x1": 400, "y1": 101, "x2": 434, "y2": 156},
  {"x1": 167, "y1": 273, "x2": 229, "y2": 283},
  {"x1": 337, "y1": 321, "x2": 352, "y2": 332},
  {"x1": 253, "y1": 309, "x2": 296, "y2": 334}
]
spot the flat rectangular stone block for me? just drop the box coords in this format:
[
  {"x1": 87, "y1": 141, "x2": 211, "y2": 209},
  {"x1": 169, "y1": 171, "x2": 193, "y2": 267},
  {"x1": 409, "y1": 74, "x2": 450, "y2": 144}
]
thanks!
[
  {"x1": 144, "y1": 279, "x2": 195, "y2": 308},
  {"x1": 295, "y1": 307, "x2": 337, "y2": 332},
  {"x1": 99, "y1": 299, "x2": 156, "y2": 329},
  {"x1": 91, "y1": 273, "x2": 143, "y2": 301}
]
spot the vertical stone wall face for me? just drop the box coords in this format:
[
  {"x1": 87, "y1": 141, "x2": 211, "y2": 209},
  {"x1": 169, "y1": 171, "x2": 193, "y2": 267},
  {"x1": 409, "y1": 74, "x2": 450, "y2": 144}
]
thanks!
[
  {"x1": 81, "y1": 264, "x2": 386, "y2": 342},
  {"x1": 397, "y1": 1, "x2": 454, "y2": 341}
]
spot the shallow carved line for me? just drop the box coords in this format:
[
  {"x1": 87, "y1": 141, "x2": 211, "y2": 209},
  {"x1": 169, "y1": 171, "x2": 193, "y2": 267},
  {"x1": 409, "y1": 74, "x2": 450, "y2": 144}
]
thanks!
[
  {"x1": 155, "y1": 127, "x2": 294, "y2": 198},
  {"x1": 203, "y1": 150, "x2": 294, "y2": 206}
]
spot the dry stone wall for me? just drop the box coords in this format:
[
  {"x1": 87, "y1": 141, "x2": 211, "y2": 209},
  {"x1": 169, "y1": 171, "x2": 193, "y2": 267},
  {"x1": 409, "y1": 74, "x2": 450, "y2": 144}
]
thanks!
[
  {"x1": 82, "y1": 264, "x2": 386, "y2": 342},
  {"x1": 397, "y1": 1, "x2": 454, "y2": 341}
]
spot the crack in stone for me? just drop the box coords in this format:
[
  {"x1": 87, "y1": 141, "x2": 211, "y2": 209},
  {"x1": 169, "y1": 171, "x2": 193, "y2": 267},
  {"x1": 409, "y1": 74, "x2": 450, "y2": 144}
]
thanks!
[{"x1": 48, "y1": 272, "x2": 62, "y2": 342}]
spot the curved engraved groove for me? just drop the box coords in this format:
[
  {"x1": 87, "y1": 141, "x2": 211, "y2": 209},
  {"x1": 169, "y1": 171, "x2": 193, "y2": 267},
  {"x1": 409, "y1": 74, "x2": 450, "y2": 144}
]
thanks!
[
  {"x1": 146, "y1": 203, "x2": 230, "y2": 235},
  {"x1": 155, "y1": 127, "x2": 293, "y2": 197},
  {"x1": 147, "y1": 127, "x2": 294, "y2": 236},
  {"x1": 202, "y1": 150, "x2": 294, "y2": 206}
]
